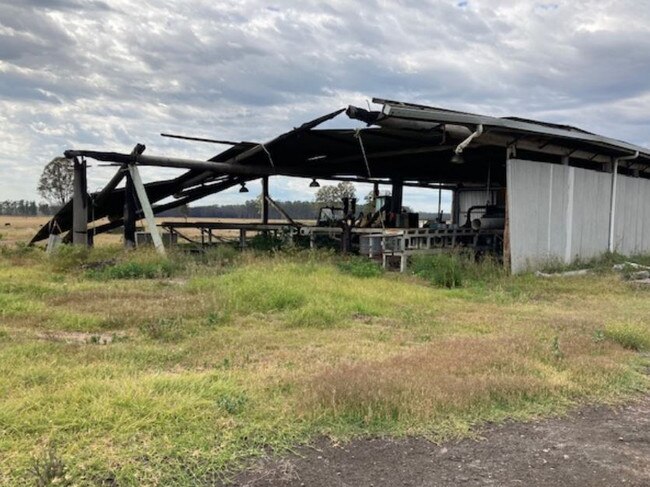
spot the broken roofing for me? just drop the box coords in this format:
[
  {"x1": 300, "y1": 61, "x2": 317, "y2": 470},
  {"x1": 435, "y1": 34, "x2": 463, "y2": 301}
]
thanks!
[{"x1": 31, "y1": 98, "x2": 650, "y2": 243}]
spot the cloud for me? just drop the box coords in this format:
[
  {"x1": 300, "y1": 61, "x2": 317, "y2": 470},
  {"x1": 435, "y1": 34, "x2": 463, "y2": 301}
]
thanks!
[{"x1": 0, "y1": 0, "x2": 648, "y2": 212}]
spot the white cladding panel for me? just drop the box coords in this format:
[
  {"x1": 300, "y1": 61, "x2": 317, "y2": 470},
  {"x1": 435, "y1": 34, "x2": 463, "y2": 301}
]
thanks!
[
  {"x1": 614, "y1": 176, "x2": 650, "y2": 254},
  {"x1": 506, "y1": 159, "x2": 646, "y2": 273},
  {"x1": 570, "y1": 167, "x2": 612, "y2": 259}
]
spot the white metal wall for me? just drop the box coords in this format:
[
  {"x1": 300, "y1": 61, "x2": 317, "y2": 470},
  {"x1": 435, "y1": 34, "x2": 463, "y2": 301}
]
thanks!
[
  {"x1": 614, "y1": 176, "x2": 650, "y2": 254},
  {"x1": 506, "y1": 159, "x2": 650, "y2": 272}
]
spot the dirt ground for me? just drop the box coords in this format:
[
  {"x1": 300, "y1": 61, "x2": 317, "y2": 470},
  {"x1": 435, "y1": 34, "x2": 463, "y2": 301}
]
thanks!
[{"x1": 226, "y1": 396, "x2": 650, "y2": 487}]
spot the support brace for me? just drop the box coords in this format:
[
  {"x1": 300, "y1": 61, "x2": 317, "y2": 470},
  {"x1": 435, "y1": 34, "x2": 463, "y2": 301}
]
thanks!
[{"x1": 127, "y1": 164, "x2": 166, "y2": 256}]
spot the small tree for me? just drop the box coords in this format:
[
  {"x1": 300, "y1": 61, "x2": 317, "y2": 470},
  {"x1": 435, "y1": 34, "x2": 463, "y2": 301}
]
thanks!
[
  {"x1": 314, "y1": 181, "x2": 356, "y2": 206},
  {"x1": 37, "y1": 157, "x2": 74, "y2": 207},
  {"x1": 178, "y1": 204, "x2": 190, "y2": 222}
]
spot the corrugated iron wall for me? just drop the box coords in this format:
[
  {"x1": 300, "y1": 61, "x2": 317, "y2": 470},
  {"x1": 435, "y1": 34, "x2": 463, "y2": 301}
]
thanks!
[
  {"x1": 507, "y1": 159, "x2": 650, "y2": 273},
  {"x1": 614, "y1": 176, "x2": 650, "y2": 254}
]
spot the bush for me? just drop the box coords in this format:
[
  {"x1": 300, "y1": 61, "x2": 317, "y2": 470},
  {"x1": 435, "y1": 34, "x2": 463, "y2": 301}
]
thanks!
[{"x1": 604, "y1": 322, "x2": 650, "y2": 351}]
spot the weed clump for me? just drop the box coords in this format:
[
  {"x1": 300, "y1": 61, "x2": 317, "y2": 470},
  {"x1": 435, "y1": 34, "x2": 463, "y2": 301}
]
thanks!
[
  {"x1": 337, "y1": 257, "x2": 383, "y2": 278},
  {"x1": 87, "y1": 259, "x2": 176, "y2": 280},
  {"x1": 29, "y1": 446, "x2": 72, "y2": 487},
  {"x1": 139, "y1": 317, "x2": 185, "y2": 341},
  {"x1": 410, "y1": 253, "x2": 505, "y2": 288},
  {"x1": 216, "y1": 393, "x2": 248, "y2": 415},
  {"x1": 604, "y1": 322, "x2": 650, "y2": 351},
  {"x1": 205, "y1": 310, "x2": 230, "y2": 327}
]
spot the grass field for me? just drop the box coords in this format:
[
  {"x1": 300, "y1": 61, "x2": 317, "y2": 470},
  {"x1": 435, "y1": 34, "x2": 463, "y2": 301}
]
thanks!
[
  {"x1": 0, "y1": 219, "x2": 649, "y2": 485},
  {"x1": 0, "y1": 215, "x2": 314, "y2": 247}
]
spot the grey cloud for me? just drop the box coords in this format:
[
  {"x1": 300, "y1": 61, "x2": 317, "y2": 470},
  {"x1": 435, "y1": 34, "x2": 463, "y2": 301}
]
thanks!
[{"x1": 0, "y1": 0, "x2": 649, "y2": 204}]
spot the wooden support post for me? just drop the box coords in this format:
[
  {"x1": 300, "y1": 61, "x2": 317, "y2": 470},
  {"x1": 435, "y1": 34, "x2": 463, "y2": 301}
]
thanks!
[
  {"x1": 239, "y1": 229, "x2": 247, "y2": 249},
  {"x1": 123, "y1": 171, "x2": 137, "y2": 249},
  {"x1": 127, "y1": 164, "x2": 166, "y2": 256},
  {"x1": 122, "y1": 145, "x2": 146, "y2": 249},
  {"x1": 391, "y1": 179, "x2": 403, "y2": 213},
  {"x1": 341, "y1": 224, "x2": 351, "y2": 254},
  {"x1": 261, "y1": 176, "x2": 269, "y2": 224},
  {"x1": 72, "y1": 157, "x2": 88, "y2": 246},
  {"x1": 503, "y1": 189, "x2": 511, "y2": 272},
  {"x1": 390, "y1": 178, "x2": 403, "y2": 227}
]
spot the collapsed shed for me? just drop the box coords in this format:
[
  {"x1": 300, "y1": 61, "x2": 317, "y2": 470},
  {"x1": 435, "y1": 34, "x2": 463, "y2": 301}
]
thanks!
[{"x1": 31, "y1": 98, "x2": 650, "y2": 273}]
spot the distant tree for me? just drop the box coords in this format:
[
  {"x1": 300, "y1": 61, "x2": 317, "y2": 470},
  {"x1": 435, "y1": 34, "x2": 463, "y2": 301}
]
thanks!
[
  {"x1": 314, "y1": 182, "x2": 356, "y2": 206},
  {"x1": 37, "y1": 157, "x2": 74, "y2": 206},
  {"x1": 178, "y1": 203, "x2": 190, "y2": 222}
]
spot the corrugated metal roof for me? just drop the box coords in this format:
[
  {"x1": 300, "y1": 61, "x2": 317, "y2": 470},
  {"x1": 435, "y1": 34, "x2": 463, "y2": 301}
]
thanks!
[{"x1": 372, "y1": 97, "x2": 650, "y2": 165}]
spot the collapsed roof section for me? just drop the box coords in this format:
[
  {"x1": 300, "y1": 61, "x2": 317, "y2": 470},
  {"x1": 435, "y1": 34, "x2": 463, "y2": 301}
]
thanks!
[{"x1": 31, "y1": 98, "x2": 650, "y2": 244}]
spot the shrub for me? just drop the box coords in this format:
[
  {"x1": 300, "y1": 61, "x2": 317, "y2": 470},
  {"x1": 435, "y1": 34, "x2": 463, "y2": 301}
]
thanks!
[{"x1": 604, "y1": 322, "x2": 650, "y2": 351}]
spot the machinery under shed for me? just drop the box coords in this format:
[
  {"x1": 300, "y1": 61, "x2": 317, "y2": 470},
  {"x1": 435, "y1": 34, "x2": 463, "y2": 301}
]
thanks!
[{"x1": 31, "y1": 98, "x2": 650, "y2": 273}]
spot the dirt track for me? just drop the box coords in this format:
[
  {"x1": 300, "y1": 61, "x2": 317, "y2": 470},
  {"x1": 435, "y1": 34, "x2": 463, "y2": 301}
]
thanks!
[{"x1": 226, "y1": 396, "x2": 650, "y2": 487}]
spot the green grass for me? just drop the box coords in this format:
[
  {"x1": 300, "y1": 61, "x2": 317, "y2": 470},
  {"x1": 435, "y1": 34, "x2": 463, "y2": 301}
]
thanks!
[
  {"x1": 410, "y1": 253, "x2": 506, "y2": 288},
  {"x1": 0, "y1": 246, "x2": 648, "y2": 485},
  {"x1": 604, "y1": 322, "x2": 650, "y2": 351}
]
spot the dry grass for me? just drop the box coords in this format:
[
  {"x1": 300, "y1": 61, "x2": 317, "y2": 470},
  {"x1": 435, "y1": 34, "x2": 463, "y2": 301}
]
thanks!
[
  {"x1": 304, "y1": 332, "x2": 637, "y2": 435},
  {"x1": 0, "y1": 215, "x2": 314, "y2": 248}
]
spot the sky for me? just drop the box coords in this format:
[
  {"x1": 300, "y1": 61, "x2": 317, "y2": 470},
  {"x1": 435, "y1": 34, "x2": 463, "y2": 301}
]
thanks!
[{"x1": 1, "y1": 0, "x2": 649, "y2": 212}]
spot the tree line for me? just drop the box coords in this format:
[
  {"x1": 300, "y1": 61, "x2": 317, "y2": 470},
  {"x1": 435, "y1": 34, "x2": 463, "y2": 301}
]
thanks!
[
  {"x1": 162, "y1": 199, "x2": 322, "y2": 219},
  {"x1": 0, "y1": 200, "x2": 60, "y2": 216}
]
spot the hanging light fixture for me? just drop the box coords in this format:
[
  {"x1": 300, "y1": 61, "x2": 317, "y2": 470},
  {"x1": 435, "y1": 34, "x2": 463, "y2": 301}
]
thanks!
[
  {"x1": 309, "y1": 178, "x2": 320, "y2": 188},
  {"x1": 450, "y1": 152, "x2": 465, "y2": 164},
  {"x1": 239, "y1": 182, "x2": 249, "y2": 193}
]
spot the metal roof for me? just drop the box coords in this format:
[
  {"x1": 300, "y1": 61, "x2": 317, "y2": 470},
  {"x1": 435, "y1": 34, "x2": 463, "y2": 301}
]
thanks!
[
  {"x1": 373, "y1": 98, "x2": 650, "y2": 168},
  {"x1": 31, "y1": 98, "x2": 650, "y2": 244}
]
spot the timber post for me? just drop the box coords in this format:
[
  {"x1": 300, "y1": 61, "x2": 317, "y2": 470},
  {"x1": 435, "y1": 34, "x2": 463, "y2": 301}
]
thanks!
[{"x1": 72, "y1": 157, "x2": 88, "y2": 246}]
